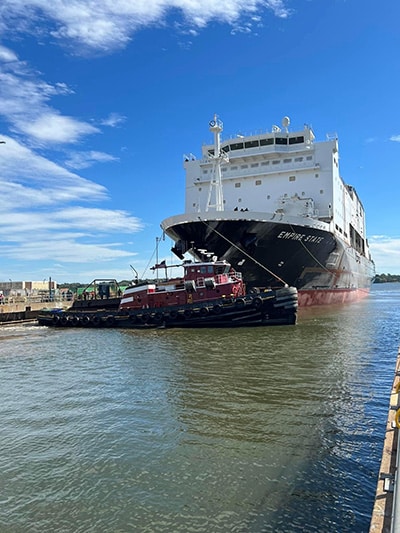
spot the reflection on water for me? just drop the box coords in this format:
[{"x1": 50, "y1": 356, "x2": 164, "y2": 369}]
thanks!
[{"x1": 0, "y1": 284, "x2": 399, "y2": 532}]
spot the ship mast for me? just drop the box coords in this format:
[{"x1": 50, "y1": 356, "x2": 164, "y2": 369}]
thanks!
[{"x1": 206, "y1": 115, "x2": 228, "y2": 212}]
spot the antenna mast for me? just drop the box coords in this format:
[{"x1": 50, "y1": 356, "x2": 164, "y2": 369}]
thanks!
[{"x1": 206, "y1": 115, "x2": 228, "y2": 212}]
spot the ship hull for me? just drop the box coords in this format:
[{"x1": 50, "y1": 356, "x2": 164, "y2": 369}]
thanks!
[{"x1": 162, "y1": 215, "x2": 375, "y2": 307}]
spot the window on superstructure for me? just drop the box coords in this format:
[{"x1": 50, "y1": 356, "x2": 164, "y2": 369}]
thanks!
[
  {"x1": 294, "y1": 157, "x2": 303, "y2": 162},
  {"x1": 203, "y1": 170, "x2": 208, "y2": 174},
  {"x1": 276, "y1": 137, "x2": 288, "y2": 145},
  {"x1": 222, "y1": 145, "x2": 230, "y2": 152},
  {"x1": 251, "y1": 163, "x2": 259, "y2": 168},
  {"x1": 260, "y1": 138, "x2": 274, "y2": 146},
  {"x1": 208, "y1": 150, "x2": 214, "y2": 156},
  {"x1": 255, "y1": 180, "x2": 262, "y2": 186},
  {"x1": 222, "y1": 167, "x2": 227, "y2": 172},
  {"x1": 230, "y1": 142, "x2": 244, "y2": 151},
  {"x1": 241, "y1": 165, "x2": 248, "y2": 169},
  {"x1": 289, "y1": 136, "x2": 304, "y2": 145},
  {"x1": 235, "y1": 183, "x2": 241, "y2": 188},
  {"x1": 289, "y1": 176, "x2": 296, "y2": 182},
  {"x1": 245, "y1": 140, "x2": 259, "y2": 149},
  {"x1": 231, "y1": 166, "x2": 238, "y2": 170},
  {"x1": 272, "y1": 160, "x2": 280, "y2": 165},
  {"x1": 306, "y1": 156, "x2": 312, "y2": 160},
  {"x1": 261, "y1": 161, "x2": 269, "y2": 166},
  {"x1": 284, "y1": 158, "x2": 292, "y2": 163}
]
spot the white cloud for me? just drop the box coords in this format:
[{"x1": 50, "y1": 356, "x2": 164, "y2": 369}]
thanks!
[
  {"x1": 0, "y1": 136, "x2": 107, "y2": 205},
  {"x1": 0, "y1": 202, "x2": 143, "y2": 265},
  {"x1": 0, "y1": 238, "x2": 135, "y2": 263},
  {"x1": 99, "y1": 113, "x2": 127, "y2": 128},
  {"x1": 0, "y1": 134, "x2": 143, "y2": 268},
  {"x1": 0, "y1": 50, "x2": 96, "y2": 148},
  {"x1": 21, "y1": 113, "x2": 99, "y2": 144},
  {"x1": 0, "y1": 45, "x2": 18, "y2": 62},
  {"x1": 53, "y1": 207, "x2": 142, "y2": 233},
  {"x1": 0, "y1": 207, "x2": 142, "y2": 236},
  {"x1": 390, "y1": 135, "x2": 400, "y2": 142},
  {"x1": 0, "y1": 0, "x2": 292, "y2": 53},
  {"x1": 369, "y1": 236, "x2": 400, "y2": 274},
  {"x1": 65, "y1": 150, "x2": 119, "y2": 169}
]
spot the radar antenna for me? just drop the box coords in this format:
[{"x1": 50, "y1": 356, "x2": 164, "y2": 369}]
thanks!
[{"x1": 282, "y1": 116, "x2": 290, "y2": 132}]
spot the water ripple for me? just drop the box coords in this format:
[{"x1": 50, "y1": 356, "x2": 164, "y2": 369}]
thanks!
[{"x1": 0, "y1": 284, "x2": 399, "y2": 531}]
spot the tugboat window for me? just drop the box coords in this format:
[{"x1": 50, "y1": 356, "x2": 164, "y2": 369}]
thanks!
[{"x1": 275, "y1": 137, "x2": 288, "y2": 145}]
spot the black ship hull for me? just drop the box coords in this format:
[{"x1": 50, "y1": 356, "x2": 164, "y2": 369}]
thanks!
[{"x1": 163, "y1": 217, "x2": 375, "y2": 307}]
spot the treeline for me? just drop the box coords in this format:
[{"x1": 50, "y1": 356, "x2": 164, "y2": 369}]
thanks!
[{"x1": 374, "y1": 274, "x2": 400, "y2": 283}]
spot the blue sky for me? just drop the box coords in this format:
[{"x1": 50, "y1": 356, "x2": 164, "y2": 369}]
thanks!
[{"x1": 0, "y1": 0, "x2": 399, "y2": 284}]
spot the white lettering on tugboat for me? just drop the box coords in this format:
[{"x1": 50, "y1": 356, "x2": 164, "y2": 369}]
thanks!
[{"x1": 277, "y1": 231, "x2": 324, "y2": 244}]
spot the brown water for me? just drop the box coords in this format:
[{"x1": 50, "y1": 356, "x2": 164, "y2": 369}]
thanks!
[{"x1": 0, "y1": 284, "x2": 399, "y2": 532}]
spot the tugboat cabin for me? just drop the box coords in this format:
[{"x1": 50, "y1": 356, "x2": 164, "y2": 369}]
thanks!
[{"x1": 119, "y1": 260, "x2": 245, "y2": 311}]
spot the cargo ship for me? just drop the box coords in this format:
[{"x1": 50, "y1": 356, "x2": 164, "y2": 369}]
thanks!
[{"x1": 161, "y1": 115, "x2": 375, "y2": 306}]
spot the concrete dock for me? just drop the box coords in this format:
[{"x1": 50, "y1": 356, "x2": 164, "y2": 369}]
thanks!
[
  {"x1": 0, "y1": 301, "x2": 64, "y2": 325},
  {"x1": 370, "y1": 346, "x2": 400, "y2": 532}
]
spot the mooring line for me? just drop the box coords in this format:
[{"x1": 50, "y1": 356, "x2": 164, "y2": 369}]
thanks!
[{"x1": 198, "y1": 217, "x2": 288, "y2": 286}]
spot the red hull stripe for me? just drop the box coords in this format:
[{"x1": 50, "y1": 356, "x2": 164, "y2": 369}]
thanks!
[{"x1": 298, "y1": 288, "x2": 370, "y2": 307}]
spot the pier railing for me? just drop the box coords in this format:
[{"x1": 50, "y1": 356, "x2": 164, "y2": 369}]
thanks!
[{"x1": 370, "y1": 346, "x2": 400, "y2": 532}]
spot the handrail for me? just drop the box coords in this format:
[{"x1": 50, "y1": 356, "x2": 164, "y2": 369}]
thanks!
[{"x1": 391, "y1": 417, "x2": 400, "y2": 532}]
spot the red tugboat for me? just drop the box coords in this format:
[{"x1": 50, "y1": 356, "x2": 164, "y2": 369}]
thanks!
[{"x1": 37, "y1": 259, "x2": 298, "y2": 328}]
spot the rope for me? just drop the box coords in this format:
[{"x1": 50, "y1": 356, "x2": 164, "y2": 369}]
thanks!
[
  {"x1": 198, "y1": 217, "x2": 288, "y2": 286},
  {"x1": 288, "y1": 223, "x2": 341, "y2": 275}
]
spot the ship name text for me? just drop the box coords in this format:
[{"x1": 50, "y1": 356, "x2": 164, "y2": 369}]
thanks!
[{"x1": 277, "y1": 231, "x2": 324, "y2": 244}]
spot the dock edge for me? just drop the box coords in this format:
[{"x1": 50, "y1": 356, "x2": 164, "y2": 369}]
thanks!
[{"x1": 369, "y1": 346, "x2": 400, "y2": 532}]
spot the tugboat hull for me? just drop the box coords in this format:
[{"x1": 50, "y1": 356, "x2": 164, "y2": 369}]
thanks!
[{"x1": 37, "y1": 288, "x2": 298, "y2": 329}]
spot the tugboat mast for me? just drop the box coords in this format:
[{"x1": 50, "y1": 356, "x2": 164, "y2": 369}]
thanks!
[{"x1": 206, "y1": 115, "x2": 228, "y2": 212}]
